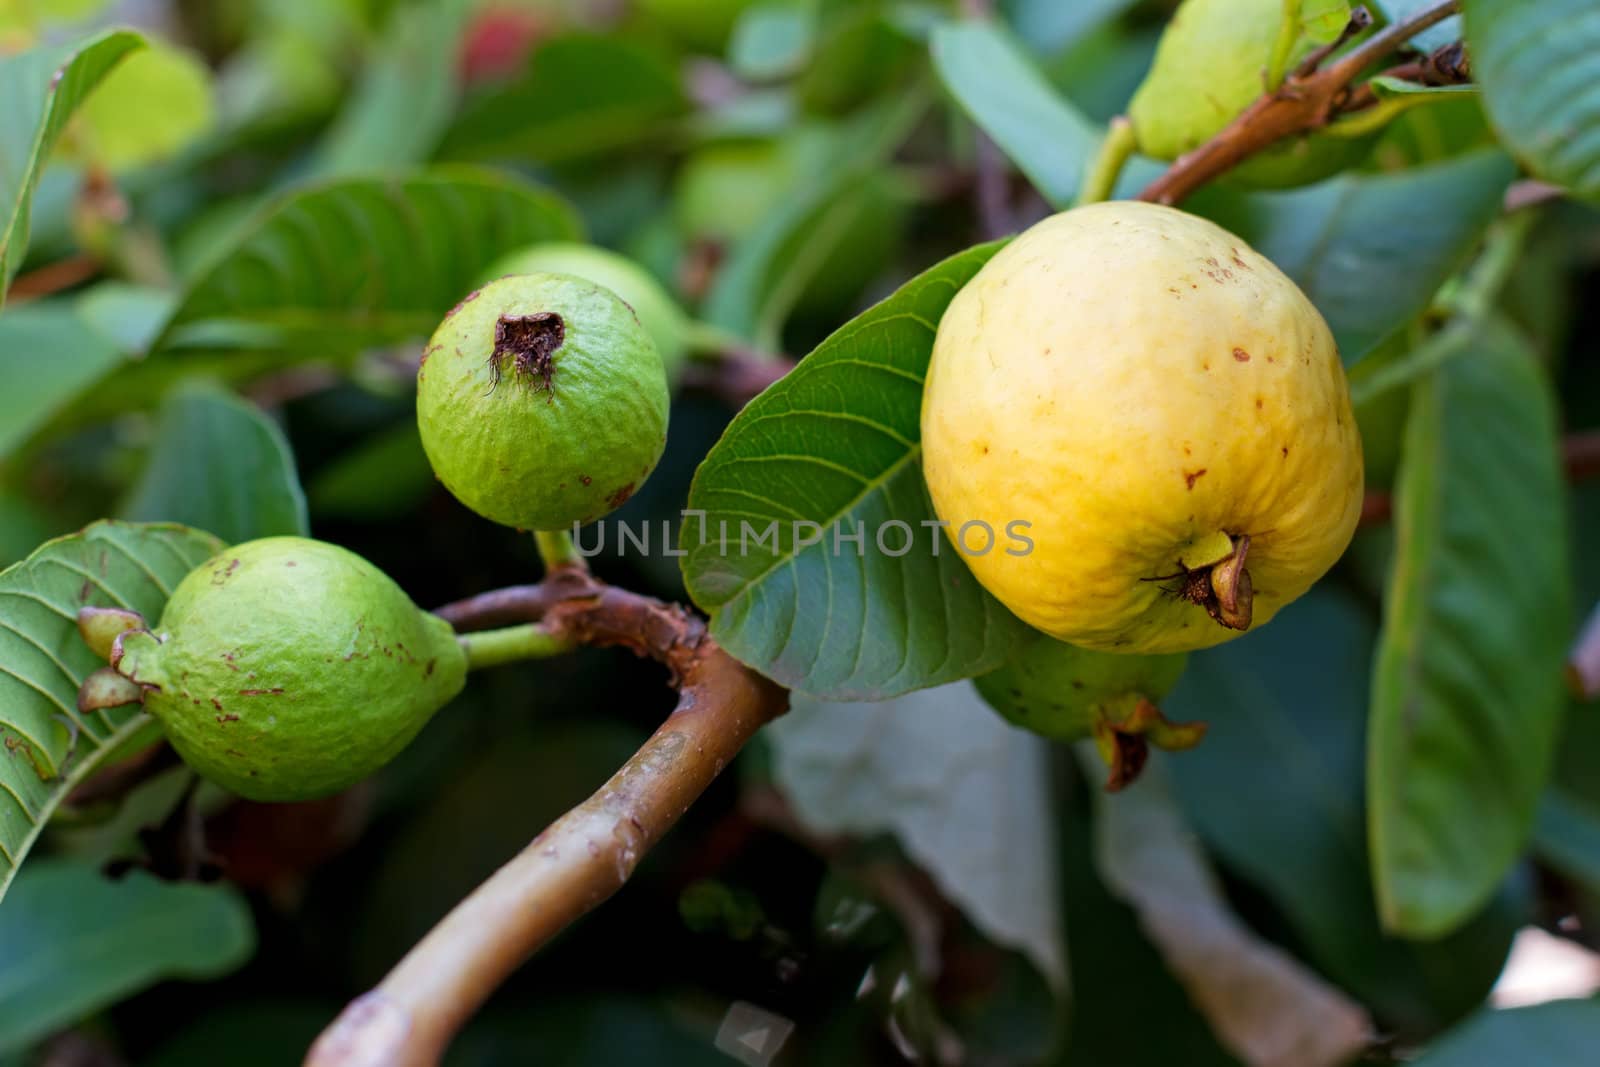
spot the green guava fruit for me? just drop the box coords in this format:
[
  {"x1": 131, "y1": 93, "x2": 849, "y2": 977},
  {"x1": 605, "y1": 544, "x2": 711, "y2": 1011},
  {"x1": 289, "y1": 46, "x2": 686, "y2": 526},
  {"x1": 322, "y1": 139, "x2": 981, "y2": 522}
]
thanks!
[
  {"x1": 481, "y1": 243, "x2": 690, "y2": 387},
  {"x1": 416, "y1": 273, "x2": 670, "y2": 531},
  {"x1": 674, "y1": 139, "x2": 798, "y2": 244},
  {"x1": 976, "y1": 639, "x2": 1202, "y2": 789},
  {"x1": 1127, "y1": 0, "x2": 1373, "y2": 188},
  {"x1": 111, "y1": 537, "x2": 466, "y2": 802}
]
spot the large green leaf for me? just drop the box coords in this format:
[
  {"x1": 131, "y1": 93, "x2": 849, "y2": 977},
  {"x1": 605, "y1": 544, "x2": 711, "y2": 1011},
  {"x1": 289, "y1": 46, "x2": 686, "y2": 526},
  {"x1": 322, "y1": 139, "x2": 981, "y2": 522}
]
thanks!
[
  {"x1": 0, "y1": 30, "x2": 144, "y2": 302},
  {"x1": 0, "y1": 860, "x2": 254, "y2": 1054},
  {"x1": 1167, "y1": 588, "x2": 1520, "y2": 1036},
  {"x1": 771, "y1": 683, "x2": 1064, "y2": 987},
  {"x1": 1534, "y1": 787, "x2": 1600, "y2": 892},
  {"x1": 681, "y1": 242, "x2": 1031, "y2": 699},
  {"x1": 0, "y1": 522, "x2": 222, "y2": 901},
  {"x1": 1464, "y1": 0, "x2": 1600, "y2": 201},
  {"x1": 1370, "y1": 316, "x2": 1570, "y2": 937},
  {"x1": 0, "y1": 301, "x2": 122, "y2": 459},
  {"x1": 929, "y1": 20, "x2": 1100, "y2": 209},
  {"x1": 436, "y1": 33, "x2": 685, "y2": 164},
  {"x1": 121, "y1": 382, "x2": 308, "y2": 544},
  {"x1": 1414, "y1": 999, "x2": 1600, "y2": 1064},
  {"x1": 1206, "y1": 150, "x2": 1516, "y2": 361},
  {"x1": 303, "y1": 0, "x2": 470, "y2": 178},
  {"x1": 702, "y1": 97, "x2": 923, "y2": 348},
  {"x1": 148, "y1": 168, "x2": 582, "y2": 360}
]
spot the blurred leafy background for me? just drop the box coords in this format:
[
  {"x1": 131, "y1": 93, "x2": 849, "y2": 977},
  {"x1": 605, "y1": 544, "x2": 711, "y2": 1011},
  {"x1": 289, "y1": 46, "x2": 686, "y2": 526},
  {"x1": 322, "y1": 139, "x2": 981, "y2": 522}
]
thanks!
[{"x1": 0, "y1": 0, "x2": 1598, "y2": 1063}]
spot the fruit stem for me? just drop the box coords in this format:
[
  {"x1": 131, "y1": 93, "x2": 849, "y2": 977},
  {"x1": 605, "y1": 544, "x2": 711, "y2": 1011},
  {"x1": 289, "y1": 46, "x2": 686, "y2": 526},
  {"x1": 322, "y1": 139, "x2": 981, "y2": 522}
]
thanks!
[
  {"x1": 459, "y1": 623, "x2": 575, "y2": 671},
  {"x1": 1075, "y1": 117, "x2": 1137, "y2": 207},
  {"x1": 532, "y1": 530, "x2": 586, "y2": 573}
]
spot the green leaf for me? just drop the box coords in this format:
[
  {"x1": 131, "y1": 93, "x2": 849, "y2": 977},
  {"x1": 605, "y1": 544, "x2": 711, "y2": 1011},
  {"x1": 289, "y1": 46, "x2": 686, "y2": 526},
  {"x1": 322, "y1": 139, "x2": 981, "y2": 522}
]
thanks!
[
  {"x1": 303, "y1": 0, "x2": 470, "y2": 178},
  {"x1": 1083, "y1": 750, "x2": 1373, "y2": 1066},
  {"x1": 437, "y1": 33, "x2": 685, "y2": 164},
  {"x1": 0, "y1": 522, "x2": 223, "y2": 900},
  {"x1": 682, "y1": 241, "x2": 1032, "y2": 699},
  {"x1": 771, "y1": 683, "x2": 1064, "y2": 987},
  {"x1": 1370, "y1": 316, "x2": 1570, "y2": 937},
  {"x1": 121, "y1": 383, "x2": 308, "y2": 543},
  {"x1": 1414, "y1": 999, "x2": 1600, "y2": 1064},
  {"x1": 1464, "y1": 0, "x2": 1600, "y2": 200},
  {"x1": 929, "y1": 20, "x2": 1100, "y2": 209},
  {"x1": 0, "y1": 29, "x2": 145, "y2": 302},
  {"x1": 702, "y1": 98, "x2": 922, "y2": 347},
  {"x1": 74, "y1": 40, "x2": 214, "y2": 171},
  {"x1": 728, "y1": 3, "x2": 815, "y2": 80},
  {"x1": 1299, "y1": 0, "x2": 1353, "y2": 43},
  {"x1": 307, "y1": 423, "x2": 434, "y2": 521},
  {"x1": 149, "y1": 168, "x2": 582, "y2": 360},
  {"x1": 1212, "y1": 150, "x2": 1515, "y2": 361},
  {"x1": 0, "y1": 860, "x2": 254, "y2": 1055},
  {"x1": 0, "y1": 301, "x2": 123, "y2": 459},
  {"x1": 1167, "y1": 587, "x2": 1520, "y2": 1035},
  {"x1": 1000, "y1": 0, "x2": 1140, "y2": 54}
]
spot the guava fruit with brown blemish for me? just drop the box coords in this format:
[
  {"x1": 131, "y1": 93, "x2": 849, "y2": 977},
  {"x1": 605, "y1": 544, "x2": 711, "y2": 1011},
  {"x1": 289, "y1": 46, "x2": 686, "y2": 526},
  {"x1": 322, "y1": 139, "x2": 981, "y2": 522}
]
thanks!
[
  {"x1": 111, "y1": 537, "x2": 466, "y2": 802},
  {"x1": 417, "y1": 273, "x2": 670, "y2": 531}
]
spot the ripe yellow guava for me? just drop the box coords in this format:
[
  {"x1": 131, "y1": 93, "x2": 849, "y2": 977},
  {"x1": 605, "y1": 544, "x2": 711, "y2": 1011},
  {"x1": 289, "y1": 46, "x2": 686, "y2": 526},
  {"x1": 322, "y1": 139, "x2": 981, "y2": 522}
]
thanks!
[
  {"x1": 975, "y1": 639, "x2": 1201, "y2": 789},
  {"x1": 417, "y1": 273, "x2": 670, "y2": 531},
  {"x1": 921, "y1": 201, "x2": 1363, "y2": 654},
  {"x1": 481, "y1": 243, "x2": 691, "y2": 388},
  {"x1": 110, "y1": 537, "x2": 466, "y2": 802},
  {"x1": 1127, "y1": 0, "x2": 1372, "y2": 188}
]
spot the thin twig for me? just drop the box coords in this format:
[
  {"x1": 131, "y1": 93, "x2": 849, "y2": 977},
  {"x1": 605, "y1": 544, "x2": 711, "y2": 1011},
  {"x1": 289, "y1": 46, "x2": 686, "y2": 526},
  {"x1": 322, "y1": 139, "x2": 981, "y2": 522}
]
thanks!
[
  {"x1": 305, "y1": 567, "x2": 788, "y2": 1067},
  {"x1": 1138, "y1": 0, "x2": 1461, "y2": 205},
  {"x1": 5, "y1": 255, "x2": 100, "y2": 303},
  {"x1": 680, "y1": 349, "x2": 796, "y2": 408}
]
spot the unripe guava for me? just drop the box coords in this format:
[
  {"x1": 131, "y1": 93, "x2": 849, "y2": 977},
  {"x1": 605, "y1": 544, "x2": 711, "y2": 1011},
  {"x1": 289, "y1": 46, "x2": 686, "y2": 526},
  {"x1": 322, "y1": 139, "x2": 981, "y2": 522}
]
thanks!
[
  {"x1": 976, "y1": 641, "x2": 1187, "y2": 741},
  {"x1": 417, "y1": 273, "x2": 670, "y2": 531},
  {"x1": 922, "y1": 201, "x2": 1363, "y2": 654},
  {"x1": 976, "y1": 639, "x2": 1202, "y2": 789},
  {"x1": 1128, "y1": 0, "x2": 1372, "y2": 188},
  {"x1": 111, "y1": 537, "x2": 466, "y2": 802},
  {"x1": 481, "y1": 243, "x2": 690, "y2": 387}
]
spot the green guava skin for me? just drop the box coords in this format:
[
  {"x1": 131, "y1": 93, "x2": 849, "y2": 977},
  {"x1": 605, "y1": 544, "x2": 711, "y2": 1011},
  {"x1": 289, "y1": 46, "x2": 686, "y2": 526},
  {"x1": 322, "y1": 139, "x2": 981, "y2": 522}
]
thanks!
[
  {"x1": 113, "y1": 537, "x2": 466, "y2": 803},
  {"x1": 975, "y1": 639, "x2": 1188, "y2": 741},
  {"x1": 1128, "y1": 0, "x2": 1371, "y2": 188},
  {"x1": 417, "y1": 272, "x2": 670, "y2": 531},
  {"x1": 481, "y1": 243, "x2": 689, "y2": 387}
]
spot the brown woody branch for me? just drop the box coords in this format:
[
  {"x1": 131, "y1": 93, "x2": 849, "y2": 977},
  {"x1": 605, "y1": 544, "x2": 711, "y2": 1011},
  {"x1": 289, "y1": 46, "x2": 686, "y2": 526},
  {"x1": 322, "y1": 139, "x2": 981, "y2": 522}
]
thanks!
[
  {"x1": 305, "y1": 566, "x2": 788, "y2": 1067},
  {"x1": 1137, "y1": 0, "x2": 1462, "y2": 206}
]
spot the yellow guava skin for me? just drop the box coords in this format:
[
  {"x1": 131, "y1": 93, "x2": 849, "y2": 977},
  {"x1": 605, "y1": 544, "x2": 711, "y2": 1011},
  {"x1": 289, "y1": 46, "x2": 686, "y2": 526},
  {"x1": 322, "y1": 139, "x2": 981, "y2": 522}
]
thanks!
[
  {"x1": 417, "y1": 272, "x2": 670, "y2": 531},
  {"x1": 113, "y1": 537, "x2": 467, "y2": 803},
  {"x1": 920, "y1": 201, "x2": 1363, "y2": 654}
]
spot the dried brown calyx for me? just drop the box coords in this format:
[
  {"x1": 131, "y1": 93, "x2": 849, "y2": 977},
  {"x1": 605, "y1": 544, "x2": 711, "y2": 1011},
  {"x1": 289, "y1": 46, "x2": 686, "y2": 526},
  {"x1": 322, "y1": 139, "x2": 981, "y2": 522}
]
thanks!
[
  {"x1": 1176, "y1": 533, "x2": 1254, "y2": 632},
  {"x1": 1092, "y1": 697, "x2": 1208, "y2": 792},
  {"x1": 488, "y1": 312, "x2": 565, "y2": 395}
]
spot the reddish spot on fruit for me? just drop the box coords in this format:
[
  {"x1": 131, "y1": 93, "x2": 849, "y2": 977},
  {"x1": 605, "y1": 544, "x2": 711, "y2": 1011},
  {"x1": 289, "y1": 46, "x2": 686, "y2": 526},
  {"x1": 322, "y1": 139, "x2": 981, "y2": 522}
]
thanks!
[
  {"x1": 580, "y1": 475, "x2": 592, "y2": 486},
  {"x1": 606, "y1": 483, "x2": 635, "y2": 509},
  {"x1": 1184, "y1": 469, "x2": 1207, "y2": 489},
  {"x1": 1233, "y1": 347, "x2": 1250, "y2": 362},
  {"x1": 216, "y1": 713, "x2": 240, "y2": 723}
]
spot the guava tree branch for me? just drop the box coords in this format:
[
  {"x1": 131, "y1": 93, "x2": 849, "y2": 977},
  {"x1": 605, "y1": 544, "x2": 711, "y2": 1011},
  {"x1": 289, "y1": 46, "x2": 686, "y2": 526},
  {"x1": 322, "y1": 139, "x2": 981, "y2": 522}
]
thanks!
[
  {"x1": 305, "y1": 567, "x2": 788, "y2": 1067},
  {"x1": 1137, "y1": 0, "x2": 1461, "y2": 206}
]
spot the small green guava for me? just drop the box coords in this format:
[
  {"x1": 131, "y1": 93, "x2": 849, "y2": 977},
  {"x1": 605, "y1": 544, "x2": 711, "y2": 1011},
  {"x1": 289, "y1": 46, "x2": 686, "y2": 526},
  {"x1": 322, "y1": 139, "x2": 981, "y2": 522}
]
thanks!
[
  {"x1": 975, "y1": 639, "x2": 1202, "y2": 790},
  {"x1": 481, "y1": 243, "x2": 690, "y2": 387},
  {"x1": 110, "y1": 537, "x2": 466, "y2": 803},
  {"x1": 1127, "y1": 0, "x2": 1374, "y2": 188},
  {"x1": 417, "y1": 272, "x2": 670, "y2": 531}
]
